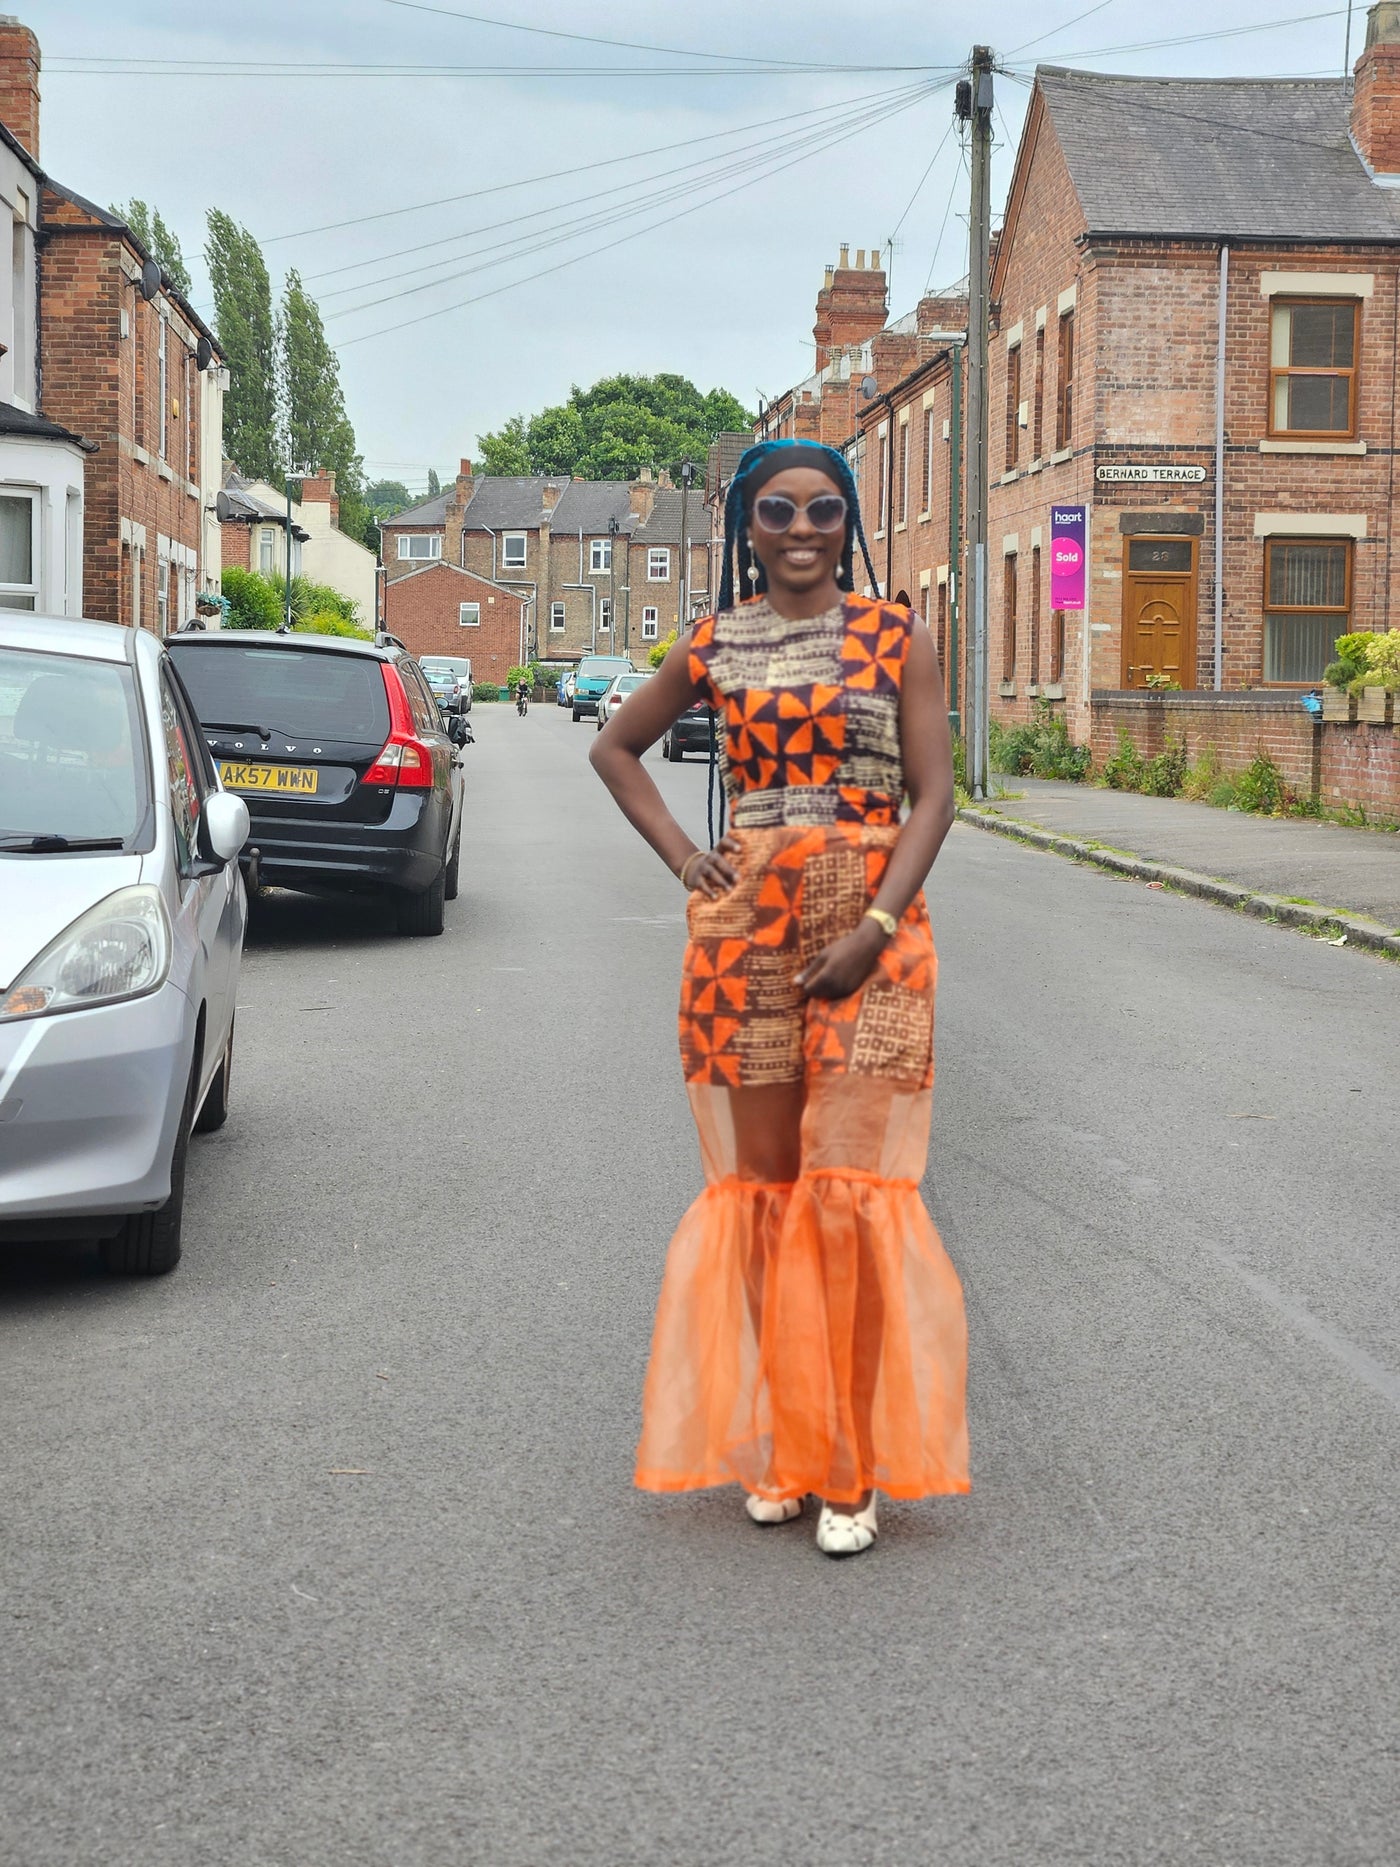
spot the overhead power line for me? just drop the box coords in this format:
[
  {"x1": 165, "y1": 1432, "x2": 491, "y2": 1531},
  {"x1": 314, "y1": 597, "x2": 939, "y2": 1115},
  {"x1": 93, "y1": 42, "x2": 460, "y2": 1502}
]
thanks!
[
  {"x1": 1004, "y1": 5, "x2": 1349, "y2": 67},
  {"x1": 327, "y1": 83, "x2": 940, "y2": 324},
  {"x1": 263, "y1": 80, "x2": 931, "y2": 245},
  {"x1": 374, "y1": 0, "x2": 827, "y2": 67},
  {"x1": 1005, "y1": 0, "x2": 1119, "y2": 61},
  {"x1": 49, "y1": 57, "x2": 953, "y2": 78},
  {"x1": 337, "y1": 79, "x2": 948, "y2": 350},
  {"x1": 314, "y1": 81, "x2": 929, "y2": 298}
]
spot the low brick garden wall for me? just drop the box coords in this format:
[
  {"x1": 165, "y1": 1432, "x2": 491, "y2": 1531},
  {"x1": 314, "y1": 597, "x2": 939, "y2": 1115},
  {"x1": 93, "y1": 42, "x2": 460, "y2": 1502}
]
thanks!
[{"x1": 1089, "y1": 691, "x2": 1399, "y2": 820}]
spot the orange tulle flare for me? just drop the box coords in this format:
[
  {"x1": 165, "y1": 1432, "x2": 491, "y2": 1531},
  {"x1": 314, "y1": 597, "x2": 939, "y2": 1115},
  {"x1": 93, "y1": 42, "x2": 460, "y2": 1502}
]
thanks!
[{"x1": 635, "y1": 1082, "x2": 969, "y2": 1507}]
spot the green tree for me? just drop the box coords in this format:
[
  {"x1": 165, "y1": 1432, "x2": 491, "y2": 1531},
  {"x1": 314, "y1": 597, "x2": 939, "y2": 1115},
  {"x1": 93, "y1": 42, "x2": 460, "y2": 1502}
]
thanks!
[
  {"x1": 477, "y1": 414, "x2": 531, "y2": 476},
  {"x1": 427, "y1": 467, "x2": 441, "y2": 496},
  {"x1": 281, "y1": 269, "x2": 368, "y2": 542},
  {"x1": 477, "y1": 374, "x2": 751, "y2": 482},
  {"x1": 365, "y1": 478, "x2": 412, "y2": 516},
  {"x1": 206, "y1": 209, "x2": 278, "y2": 481},
  {"x1": 112, "y1": 199, "x2": 191, "y2": 296}
]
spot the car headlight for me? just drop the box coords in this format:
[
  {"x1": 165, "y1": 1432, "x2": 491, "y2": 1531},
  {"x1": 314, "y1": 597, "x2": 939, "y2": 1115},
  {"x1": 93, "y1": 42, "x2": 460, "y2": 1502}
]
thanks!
[{"x1": 0, "y1": 886, "x2": 172, "y2": 1023}]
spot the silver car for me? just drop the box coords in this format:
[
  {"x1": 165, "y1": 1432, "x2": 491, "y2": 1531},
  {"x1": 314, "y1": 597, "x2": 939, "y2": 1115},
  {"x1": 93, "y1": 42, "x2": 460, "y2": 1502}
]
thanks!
[{"x1": 0, "y1": 617, "x2": 250, "y2": 1274}]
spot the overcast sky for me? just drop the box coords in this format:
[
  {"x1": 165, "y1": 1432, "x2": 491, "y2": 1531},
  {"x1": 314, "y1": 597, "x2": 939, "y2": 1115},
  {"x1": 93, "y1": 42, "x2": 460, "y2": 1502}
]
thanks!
[{"x1": 23, "y1": 0, "x2": 1363, "y2": 492}]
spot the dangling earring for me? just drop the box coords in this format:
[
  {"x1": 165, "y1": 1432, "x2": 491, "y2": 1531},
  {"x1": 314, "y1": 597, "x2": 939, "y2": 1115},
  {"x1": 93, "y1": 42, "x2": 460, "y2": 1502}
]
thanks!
[{"x1": 746, "y1": 536, "x2": 760, "y2": 586}]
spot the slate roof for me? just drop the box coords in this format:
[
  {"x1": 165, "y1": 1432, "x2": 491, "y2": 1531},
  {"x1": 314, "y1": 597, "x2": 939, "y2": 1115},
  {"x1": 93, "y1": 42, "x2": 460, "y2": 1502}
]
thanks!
[
  {"x1": 220, "y1": 471, "x2": 309, "y2": 539},
  {"x1": 0, "y1": 401, "x2": 93, "y2": 450},
  {"x1": 460, "y1": 475, "x2": 570, "y2": 529},
  {"x1": 1038, "y1": 66, "x2": 1400, "y2": 243},
  {"x1": 550, "y1": 480, "x2": 635, "y2": 535},
  {"x1": 633, "y1": 486, "x2": 711, "y2": 547},
  {"x1": 378, "y1": 490, "x2": 452, "y2": 530}
]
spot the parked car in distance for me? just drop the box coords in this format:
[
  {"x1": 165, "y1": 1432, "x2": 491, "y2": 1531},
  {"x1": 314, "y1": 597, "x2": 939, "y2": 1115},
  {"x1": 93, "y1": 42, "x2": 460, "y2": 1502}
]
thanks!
[
  {"x1": 0, "y1": 615, "x2": 250, "y2": 1274},
  {"x1": 556, "y1": 667, "x2": 577, "y2": 708},
  {"x1": 661, "y1": 697, "x2": 718, "y2": 761},
  {"x1": 421, "y1": 662, "x2": 463, "y2": 714},
  {"x1": 419, "y1": 655, "x2": 472, "y2": 714},
  {"x1": 571, "y1": 654, "x2": 633, "y2": 721},
  {"x1": 593, "y1": 670, "x2": 654, "y2": 733},
  {"x1": 166, "y1": 630, "x2": 468, "y2": 938}
]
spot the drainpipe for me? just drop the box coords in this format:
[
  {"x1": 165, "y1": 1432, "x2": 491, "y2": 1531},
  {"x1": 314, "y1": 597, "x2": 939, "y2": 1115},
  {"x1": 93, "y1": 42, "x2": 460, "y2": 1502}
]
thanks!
[
  {"x1": 1214, "y1": 243, "x2": 1229, "y2": 690},
  {"x1": 482, "y1": 525, "x2": 498, "y2": 581},
  {"x1": 948, "y1": 338, "x2": 964, "y2": 727}
]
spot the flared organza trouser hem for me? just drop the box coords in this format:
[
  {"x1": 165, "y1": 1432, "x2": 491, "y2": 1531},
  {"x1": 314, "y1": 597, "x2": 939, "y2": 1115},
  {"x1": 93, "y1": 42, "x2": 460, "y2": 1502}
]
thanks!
[{"x1": 634, "y1": 1081, "x2": 970, "y2": 1508}]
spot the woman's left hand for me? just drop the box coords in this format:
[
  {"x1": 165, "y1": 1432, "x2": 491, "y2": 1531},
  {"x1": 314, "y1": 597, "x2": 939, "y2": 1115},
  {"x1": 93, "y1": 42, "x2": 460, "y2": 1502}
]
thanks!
[{"x1": 794, "y1": 921, "x2": 887, "y2": 1000}]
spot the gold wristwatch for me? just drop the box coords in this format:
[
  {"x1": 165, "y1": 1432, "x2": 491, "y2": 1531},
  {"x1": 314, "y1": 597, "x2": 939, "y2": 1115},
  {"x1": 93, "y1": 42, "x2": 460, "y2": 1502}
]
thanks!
[{"x1": 864, "y1": 908, "x2": 898, "y2": 940}]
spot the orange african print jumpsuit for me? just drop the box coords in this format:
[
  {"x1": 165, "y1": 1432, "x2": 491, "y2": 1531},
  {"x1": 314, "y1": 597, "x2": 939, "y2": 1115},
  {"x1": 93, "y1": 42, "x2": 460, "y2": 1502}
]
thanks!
[{"x1": 634, "y1": 594, "x2": 970, "y2": 1507}]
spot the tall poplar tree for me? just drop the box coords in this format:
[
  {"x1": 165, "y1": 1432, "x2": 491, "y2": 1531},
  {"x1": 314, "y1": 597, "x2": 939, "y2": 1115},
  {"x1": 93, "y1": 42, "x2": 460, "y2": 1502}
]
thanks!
[
  {"x1": 205, "y1": 209, "x2": 278, "y2": 482},
  {"x1": 281, "y1": 269, "x2": 368, "y2": 541},
  {"x1": 111, "y1": 199, "x2": 191, "y2": 296}
]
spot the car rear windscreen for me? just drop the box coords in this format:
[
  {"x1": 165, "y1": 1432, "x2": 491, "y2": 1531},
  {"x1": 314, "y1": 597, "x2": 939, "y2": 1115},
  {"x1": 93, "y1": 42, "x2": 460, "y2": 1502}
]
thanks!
[
  {"x1": 578, "y1": 657, "x2": 631, "y2": 680},
  {"x1": 168, "y1": 644, "x2": 391, "y2": 745}
]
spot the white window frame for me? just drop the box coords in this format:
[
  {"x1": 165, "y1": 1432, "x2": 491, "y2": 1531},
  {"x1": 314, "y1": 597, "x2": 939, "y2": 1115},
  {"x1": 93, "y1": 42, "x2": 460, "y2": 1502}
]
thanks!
[
  {"x1": 641, "y1": 606, "x2": 659, "y2": 642},
  {"x1": 590, "y1": 537, "x2": 612, "y2": 573},
  {"x1": 0, "y1": 488, "x2": 39, "y2": 611},
  {"x1": 259, "y1": 527, "x2": 275, "y2": 573},
  {"x1": 501, "y1": 532, "x2": 527, "y2": 569},
  {"x1": 647, "y1": 546, "x2": 670, "y2": 582},
  {"x1": 156, "y1": 555, "x2": 170, "y2": 633},
  {"x1": 897, "y1": 417, "x2": 910, "y2": 527},
  {"x1": 397, "y1": 533, "x2": 441, "y2": 561},
  {"x1": 459, "y1": 601, "x2": 481, "y2": 628},
  {"x1": 598, "y1": 597, "x2": 613, "y2": 633},
  {"x1": 875, "y1": 424, "x2": 890, "y2": 536},
  {"x1": 549, "y1": 600, "x2": 566, "y2": 631},
  {"x1": 922, "y1": 406, "x2": 936, "y2": 516}
]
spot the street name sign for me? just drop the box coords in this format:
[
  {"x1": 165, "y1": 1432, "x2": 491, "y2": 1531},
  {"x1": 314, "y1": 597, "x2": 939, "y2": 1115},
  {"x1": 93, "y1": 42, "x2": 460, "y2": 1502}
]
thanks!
[{"x1": 1095, "y1": 464, "x2": 1207, "y2": 484}]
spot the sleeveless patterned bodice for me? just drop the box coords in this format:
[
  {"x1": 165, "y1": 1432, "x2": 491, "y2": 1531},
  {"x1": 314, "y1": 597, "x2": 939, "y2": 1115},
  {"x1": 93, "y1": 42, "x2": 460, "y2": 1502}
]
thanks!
[{"x1": 686, "y1": 594, "x2": 913, "y2": 829}]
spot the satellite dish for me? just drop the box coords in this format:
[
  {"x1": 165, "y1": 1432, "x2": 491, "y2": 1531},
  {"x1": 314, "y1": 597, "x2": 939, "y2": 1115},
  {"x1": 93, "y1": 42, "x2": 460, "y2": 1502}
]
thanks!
[
  {"x1": 139, "y1": 257, "x2": 161, "y2": 301},
  {"x1": 859, "y1": 374, "x2": 878, "y2": 401},
  {"x1": 214, "y1": 489, "x2": 235, "y2": 522},
  {"x1": 195, "y1": 334, "x2": 213, "y2": 372}
]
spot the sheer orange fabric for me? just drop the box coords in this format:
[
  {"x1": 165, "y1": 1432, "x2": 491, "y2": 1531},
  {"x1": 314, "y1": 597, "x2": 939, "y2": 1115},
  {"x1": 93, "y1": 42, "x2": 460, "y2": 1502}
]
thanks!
[{"x1": 635, "y1": 599, "x2": 969, "y2": 1508}]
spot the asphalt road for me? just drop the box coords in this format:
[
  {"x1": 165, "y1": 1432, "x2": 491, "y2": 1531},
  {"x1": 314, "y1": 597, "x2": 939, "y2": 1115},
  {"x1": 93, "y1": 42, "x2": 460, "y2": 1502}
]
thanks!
[{"x1": 4, "y1": 702, "x2": 1399, "y2": 1867}]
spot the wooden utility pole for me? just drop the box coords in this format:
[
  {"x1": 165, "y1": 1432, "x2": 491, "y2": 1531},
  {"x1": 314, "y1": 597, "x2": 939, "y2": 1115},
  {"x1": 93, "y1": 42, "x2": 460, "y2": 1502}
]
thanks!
[{"x1": 961, "y1": 47, "x2": 994, "y2": 799}]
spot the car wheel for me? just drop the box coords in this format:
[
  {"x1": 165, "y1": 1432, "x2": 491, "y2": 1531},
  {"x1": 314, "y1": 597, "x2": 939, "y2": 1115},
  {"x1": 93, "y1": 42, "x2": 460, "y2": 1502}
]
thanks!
[
  {"x1": 101, "y1": 1050, "x2": 197, "y2": 1276},
  {"x1": 444, "y1": 831, "x2": 461, "y2": 902},
  {"x1": 398, "y1": 868, "x2": 446, "y2": 937},
  {"x1": 666, "y1": 733, "x2": 684, "y2": 761},
  {"x1": 572, "y1": 707, "x2": 582, "y2": 722},
  {"x1": 193, "y1": 1018, "x2": 234, "y2": 1134}
]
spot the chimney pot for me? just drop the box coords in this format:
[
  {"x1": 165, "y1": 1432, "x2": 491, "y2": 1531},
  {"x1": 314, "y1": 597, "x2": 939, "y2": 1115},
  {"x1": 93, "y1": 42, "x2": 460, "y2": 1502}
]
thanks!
[
  {"x1": 856, "y1": 248, "x2": 866, "y2": 269},
  {"x1": 871, "y1": 247, "x2": 881, "y2": 270},
  {"x1": 839, "y1": 242, "x2": 850, "y2": 268},
  {"x1": 459, "y1": 457, "x2": 472, "y2": 478},
  {"x1": 824, "y1": 265, "x2": 834, "y2": 289}
]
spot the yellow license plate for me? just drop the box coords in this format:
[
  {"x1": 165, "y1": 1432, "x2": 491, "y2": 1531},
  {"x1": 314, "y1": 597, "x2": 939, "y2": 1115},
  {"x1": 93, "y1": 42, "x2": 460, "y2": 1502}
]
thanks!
[{"x1": 219, "y1": 761, "x2": 320, "y2": 795}]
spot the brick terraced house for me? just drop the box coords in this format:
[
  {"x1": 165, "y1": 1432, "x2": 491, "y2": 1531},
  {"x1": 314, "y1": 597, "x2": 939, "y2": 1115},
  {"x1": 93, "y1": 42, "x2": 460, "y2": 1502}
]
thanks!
[
  {"x1": 989, "y1": 9, "x2": 1400, "y2": 814},
  {"x1": 0, "y1": 17, "x2": 225, "y2": 634},
  {"x1": 382, "y1": 460, "x2": 710, "y2": 670}
]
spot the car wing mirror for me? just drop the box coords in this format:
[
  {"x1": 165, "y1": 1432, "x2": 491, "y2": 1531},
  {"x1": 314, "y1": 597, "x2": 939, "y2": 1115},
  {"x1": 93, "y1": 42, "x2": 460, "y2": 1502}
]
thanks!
[
  {"x1": 200, "y1": 790, "x2": 251, "y2": 866},
  {"x1": 449, "y1": 715, "x2": 472, "y2": 746}
]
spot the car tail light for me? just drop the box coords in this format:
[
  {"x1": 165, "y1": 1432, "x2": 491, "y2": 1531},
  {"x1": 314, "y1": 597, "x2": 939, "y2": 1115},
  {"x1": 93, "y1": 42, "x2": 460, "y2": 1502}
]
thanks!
[{"x1": 362, "y1": 664, "x2": 434, "y2": 789}]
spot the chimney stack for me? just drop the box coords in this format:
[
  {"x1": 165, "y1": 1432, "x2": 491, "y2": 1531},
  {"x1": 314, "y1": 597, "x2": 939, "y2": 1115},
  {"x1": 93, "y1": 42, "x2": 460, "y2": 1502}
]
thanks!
[
  {"x1": 0, "y1": 16, "x2": 41, "y2": 161},
  {"x1": 814, "y1": 243, "x2": 890, "y2": 369},
  {"x1": 299, "y1": 470, "x2": 340, "y2": 526},
  {"x1": 1353, "y1": 2, "x2": 1400, "y2": 173}
]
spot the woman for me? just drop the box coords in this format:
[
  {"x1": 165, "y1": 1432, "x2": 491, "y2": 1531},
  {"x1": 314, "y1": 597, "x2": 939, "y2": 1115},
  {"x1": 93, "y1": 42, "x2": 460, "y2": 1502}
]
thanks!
[{"x1": 590, "y1": 438, "x2": 968, "y2": 1558}]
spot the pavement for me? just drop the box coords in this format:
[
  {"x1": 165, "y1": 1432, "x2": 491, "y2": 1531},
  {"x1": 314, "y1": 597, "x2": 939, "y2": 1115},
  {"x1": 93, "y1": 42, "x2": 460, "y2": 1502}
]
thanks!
[
  {"x1": 3, "y1": 705, "x2": 1400, "y2": 1866},
  {"x1": 962, "y1": 775, "x2": 1400, "y2": 951}
]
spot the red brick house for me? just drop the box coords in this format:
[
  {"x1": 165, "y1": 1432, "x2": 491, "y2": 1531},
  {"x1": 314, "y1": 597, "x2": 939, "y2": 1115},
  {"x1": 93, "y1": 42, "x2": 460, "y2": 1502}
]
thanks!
[
  {"x1": 383, "y1": 560, "x2": 526, "y2": 688},
  {"x1": 0, "y1": 17, "x2": 225, "y2": 633},
  {"x1": 382, "y1": 461, "x2": 710, "y2": 665},
  {"x1": 990, "y1": 18, "x2": 1400, "y2": 766}
]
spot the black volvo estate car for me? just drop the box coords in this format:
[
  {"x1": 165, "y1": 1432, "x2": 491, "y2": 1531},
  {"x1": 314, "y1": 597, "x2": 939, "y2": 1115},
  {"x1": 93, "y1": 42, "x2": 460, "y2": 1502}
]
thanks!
[{"x1": 165, "y1": 630, "x2": 468, "y2": 936}]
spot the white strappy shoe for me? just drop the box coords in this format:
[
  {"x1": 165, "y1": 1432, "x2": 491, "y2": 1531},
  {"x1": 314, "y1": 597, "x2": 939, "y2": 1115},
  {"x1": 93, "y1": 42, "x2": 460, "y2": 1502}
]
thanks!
[
  {"x1": 816, "y1": 1493, "x2": 878, "y2": 1557},
  {"x1": 745, "y1": 1493, "x2": 804, "y2": 1526}
]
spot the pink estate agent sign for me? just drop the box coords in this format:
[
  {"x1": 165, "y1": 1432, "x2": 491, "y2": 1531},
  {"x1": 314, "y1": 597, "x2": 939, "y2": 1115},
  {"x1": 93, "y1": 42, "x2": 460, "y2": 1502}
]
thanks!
[{"x1": 1050, "y1": 505, "x2": 1087, "y2": 612}]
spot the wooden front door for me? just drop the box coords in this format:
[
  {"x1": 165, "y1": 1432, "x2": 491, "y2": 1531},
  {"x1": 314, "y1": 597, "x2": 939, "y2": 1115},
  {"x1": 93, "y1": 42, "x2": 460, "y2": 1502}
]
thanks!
[{"x1": 1122, "y1": 537, "x2": 1197, "y2": 687}]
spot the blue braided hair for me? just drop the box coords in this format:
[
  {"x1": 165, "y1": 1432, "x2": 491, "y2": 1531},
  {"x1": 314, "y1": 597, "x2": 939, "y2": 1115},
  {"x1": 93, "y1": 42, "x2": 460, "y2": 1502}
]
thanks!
[{"x1": 716, "y1": 437, "x2": 882, "y2": 614}]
